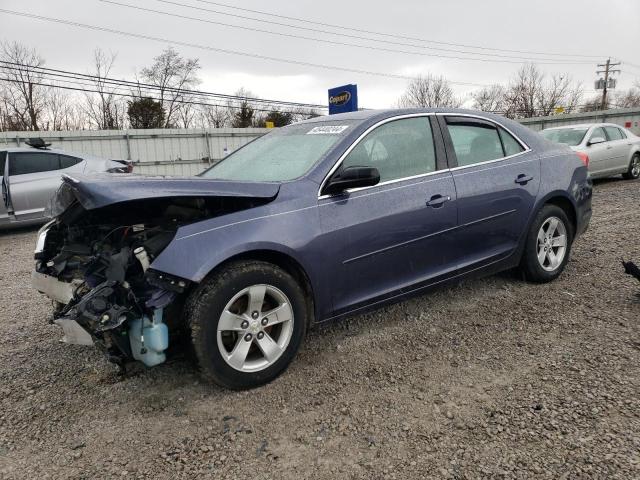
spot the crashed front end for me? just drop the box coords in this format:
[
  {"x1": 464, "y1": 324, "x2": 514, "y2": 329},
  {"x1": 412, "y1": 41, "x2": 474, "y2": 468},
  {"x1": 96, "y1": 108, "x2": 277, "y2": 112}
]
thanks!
[{"x1": 32, "y1": 174, "x2": 277, "y2": 369}]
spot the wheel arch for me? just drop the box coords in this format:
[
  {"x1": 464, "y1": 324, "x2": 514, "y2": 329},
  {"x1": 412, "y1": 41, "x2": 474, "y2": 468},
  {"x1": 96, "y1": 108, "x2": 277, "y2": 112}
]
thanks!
[
  {"x1": 199, "y1": 248, "x2": 317, "y2": 325},
  {"x1": 542, "y1": 194, "x2": 577, "y2": 235}
]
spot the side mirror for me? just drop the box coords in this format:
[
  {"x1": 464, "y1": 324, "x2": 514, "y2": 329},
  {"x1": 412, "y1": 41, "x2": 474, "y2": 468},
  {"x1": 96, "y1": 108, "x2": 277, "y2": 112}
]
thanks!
[
  {"x1": 588, "y1": 136, "x2": 606, "y2": 146},
  {"x1": 323, "y1": 166, "x2": 380, "y2": 195}
]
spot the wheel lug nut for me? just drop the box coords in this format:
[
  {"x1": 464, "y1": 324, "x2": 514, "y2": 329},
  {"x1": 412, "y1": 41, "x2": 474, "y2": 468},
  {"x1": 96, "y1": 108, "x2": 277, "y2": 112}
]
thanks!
[
  {"x1": 251, "y1": 311, "x2": 259, "y2": 319},
  {"x1": 261, "y1": 317, "x2": 268, "y2": 326},
  {"x1": 257, "y1": 332, "x2": 264, "y2": 340},
  {"x1": 244, "y1": 333, "x2": 252, "y2": 342},
  {"x1": 241, "y1": 320, "x2": 249, "y2": 329}
]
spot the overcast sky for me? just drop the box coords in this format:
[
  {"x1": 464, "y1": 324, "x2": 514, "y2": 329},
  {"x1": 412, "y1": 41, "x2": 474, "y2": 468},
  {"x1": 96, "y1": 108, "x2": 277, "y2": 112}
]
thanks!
[{"x1": 1, "y1": 0, "x2": 639, "y2": 110}]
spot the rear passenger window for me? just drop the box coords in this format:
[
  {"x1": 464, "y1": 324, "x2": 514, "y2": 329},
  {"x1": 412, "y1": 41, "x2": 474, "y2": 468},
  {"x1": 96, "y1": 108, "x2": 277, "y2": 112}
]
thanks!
[
  {"x1": 9, "y1": 152, "x2": 59, "y2": 175},
  {"x1": 59, "y1": 155, "x2": 82, "y2": 169},
  {"x1": 342, "y1": 117, "x2": 436, "y2": 183},
  {"x1": 498, "y1": 127, "x2": 525, "y2": 157},
  {"x1": 446, "y1": 120, "x2": 503, "y2": 166},
  {"x1": 604, "y1": 126, "x2": 623, "y2": 141},
  {"x1": 618, "y1": 128, "x2": 628, "y2": 139}
]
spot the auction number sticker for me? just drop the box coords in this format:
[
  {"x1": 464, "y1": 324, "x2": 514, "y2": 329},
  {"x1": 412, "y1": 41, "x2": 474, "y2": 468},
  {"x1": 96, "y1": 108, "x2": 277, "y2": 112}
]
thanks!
[{"x1": 307, "y1": 125, "x2": 349, "y2": 135}]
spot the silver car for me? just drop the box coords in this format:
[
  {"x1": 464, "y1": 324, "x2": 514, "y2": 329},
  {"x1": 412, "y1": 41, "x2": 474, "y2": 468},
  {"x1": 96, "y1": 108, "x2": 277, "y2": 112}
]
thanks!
[
  {"x1": 540, "y1": 123, "x2": 640, "y2": 180},
  {"x1": 1, "y1": 142, "x2": 130, "y2": 229}
]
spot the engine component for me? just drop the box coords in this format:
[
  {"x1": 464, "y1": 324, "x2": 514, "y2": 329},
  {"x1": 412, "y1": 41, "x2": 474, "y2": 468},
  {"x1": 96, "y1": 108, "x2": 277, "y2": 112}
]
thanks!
[{"x1": 134, "y1": 246, "x2": 150, "y2": 272}]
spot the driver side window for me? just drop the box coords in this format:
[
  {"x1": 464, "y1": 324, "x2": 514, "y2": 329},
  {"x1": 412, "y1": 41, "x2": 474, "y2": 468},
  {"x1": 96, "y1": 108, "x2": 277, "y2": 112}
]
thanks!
[
  {"x1": 590, "y1": 127, "x2": 606, "y2": 143},
  {"x1": 341, "y1": 117, "x2": 436, "y2": 183}
]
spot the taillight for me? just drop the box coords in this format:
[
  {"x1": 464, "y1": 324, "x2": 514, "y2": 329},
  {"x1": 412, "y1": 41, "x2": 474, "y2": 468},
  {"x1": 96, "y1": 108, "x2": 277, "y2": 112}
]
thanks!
[
  {"x1": 126, "y1": 162, "x2": 134, "y2": 173},
  {"x1": 576, "y1": 151, "x2": 589, "y2": 167}
]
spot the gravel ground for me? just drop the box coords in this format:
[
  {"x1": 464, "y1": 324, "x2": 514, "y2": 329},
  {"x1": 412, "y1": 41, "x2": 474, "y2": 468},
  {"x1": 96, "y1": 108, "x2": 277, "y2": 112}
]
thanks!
[{"x1": 1, "y1": 178, "x2": 639, "y2": 480}]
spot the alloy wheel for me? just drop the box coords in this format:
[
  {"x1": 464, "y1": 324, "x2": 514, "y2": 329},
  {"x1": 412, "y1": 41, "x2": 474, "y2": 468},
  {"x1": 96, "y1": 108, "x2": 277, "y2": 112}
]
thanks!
[
  {"x1": 536, "y1": 216, "x2": 567, "y2": 272},
  {"x1": 631, "y1": 155, "x2": 640, "y2": 178},
  {"x1": 216, "y1": 284, "x2": 294, "y2": 372}
]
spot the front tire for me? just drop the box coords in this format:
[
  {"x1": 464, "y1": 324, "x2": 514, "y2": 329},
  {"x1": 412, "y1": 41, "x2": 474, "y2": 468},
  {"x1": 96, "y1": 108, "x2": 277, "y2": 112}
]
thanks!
[
  {"x1": 622, "y1": 153, "x2": 640, "y2": 180},
  {"x1": 187, "y1": 261, "x2": 308, "y2": 389},
  {"x1": 519, "y1": 205, "x2": 573, "y2": 283}
]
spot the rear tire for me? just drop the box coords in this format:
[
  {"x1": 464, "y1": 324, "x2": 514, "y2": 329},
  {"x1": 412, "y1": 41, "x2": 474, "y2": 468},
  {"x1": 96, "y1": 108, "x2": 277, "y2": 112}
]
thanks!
[
  {"x1": 519, "y1": 204, "x2": 573, "y2": 283},
  {"x1": 186, "y1": 261, "x2": 308, "y2": 389},
  {"x1": 622, "y1": 153, "x2": 640, "y2": 180}
]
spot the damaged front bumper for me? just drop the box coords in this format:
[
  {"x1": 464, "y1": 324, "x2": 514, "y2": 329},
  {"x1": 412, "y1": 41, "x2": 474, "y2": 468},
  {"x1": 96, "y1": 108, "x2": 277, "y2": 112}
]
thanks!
[{"x1": 33, "y1": 267, "x2": 182, "y2": 368}]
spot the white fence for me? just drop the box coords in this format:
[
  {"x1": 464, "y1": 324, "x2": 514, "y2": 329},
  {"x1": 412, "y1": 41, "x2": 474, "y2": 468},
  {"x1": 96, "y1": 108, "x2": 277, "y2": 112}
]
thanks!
[
  {"x1": 0, "y1": 128, "x2": 269, "y2": 176},
  {"x1": 518, "y1": 107, "x2": 640, "y2": 135}
]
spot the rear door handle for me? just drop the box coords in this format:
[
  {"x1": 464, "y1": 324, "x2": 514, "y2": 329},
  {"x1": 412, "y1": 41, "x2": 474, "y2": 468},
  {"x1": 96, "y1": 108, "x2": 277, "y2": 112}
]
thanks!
[
  {"x1": 515, "y1": 174, "x2": 533, "y2": 185},
  {"x1": 426, "y1": 194, "x2": 451, "y2": 208},
  {"x1": 606, "y1": 145, "x2": 613, "y2": 150}
]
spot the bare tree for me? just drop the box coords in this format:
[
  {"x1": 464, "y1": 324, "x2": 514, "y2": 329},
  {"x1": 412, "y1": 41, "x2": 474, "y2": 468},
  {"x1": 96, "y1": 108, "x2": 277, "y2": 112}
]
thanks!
[
  {"x1": 615, "y1": 87, "x2": 640, "y2": 108},
  {"x1": 0, "y1": 41, "x2": 47, "y2": 130},
  {"x1": 398, "y1": 74, "x2": 462, "y2": 108},
  {"x1": 502, "y1": 64, "x2": 583, "y2": 118},
  {"x1": 199, "y1": 104, "x2": 230, "y2": 128},
  {"x1": 140, "y1": 47, "x2": 201, "y2": 128},
  {"x1": 471, "y1": 84, "x2": 507, "y2": 113},
  {"x1": 581, "y1": 95, "x2": 609, "y2": 112},
  {"x1": 83, "y1": 49, "x2": 125, "y2": 129}
]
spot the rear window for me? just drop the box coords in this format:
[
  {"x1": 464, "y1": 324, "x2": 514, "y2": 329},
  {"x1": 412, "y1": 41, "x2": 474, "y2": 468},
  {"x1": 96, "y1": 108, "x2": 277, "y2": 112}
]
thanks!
[
  {"x1": 498, "y1": 127, "x2": 525, "y2": 156},
  {"x1": 59, "y1": 154, "x2": 82, "y2": 169}
]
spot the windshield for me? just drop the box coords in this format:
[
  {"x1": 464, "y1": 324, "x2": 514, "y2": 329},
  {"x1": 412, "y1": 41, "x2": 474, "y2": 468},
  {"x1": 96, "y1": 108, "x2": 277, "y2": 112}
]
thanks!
[
  {"x1": 201, "y1": 121, "x2": 356, "y2": 181},
  {"x1": 541, "y1": 128, "x2": 589, "y2": 146}
]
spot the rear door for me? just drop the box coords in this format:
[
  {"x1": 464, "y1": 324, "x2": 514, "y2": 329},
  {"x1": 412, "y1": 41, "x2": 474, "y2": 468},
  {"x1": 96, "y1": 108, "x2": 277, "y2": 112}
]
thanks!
[
  {"x1": 319, "y1": 115, "x2": 458, "y2": 314},
  {"x1": 603, "y1": 126, "x2": 629, "y2": 171},
  {"x1": 7, "y1": 151, "x2": 83, "y2": 222},
  {"x1": 439, "y1": 115, "x2": 539, "y2": 272}
]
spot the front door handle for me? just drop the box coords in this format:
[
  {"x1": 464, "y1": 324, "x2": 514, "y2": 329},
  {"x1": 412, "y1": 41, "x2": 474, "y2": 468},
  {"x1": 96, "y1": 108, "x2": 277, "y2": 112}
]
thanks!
[
  {"x1": 426, "y1": 194, "x2": 451, "y2": 208},
  {"x1": 606, "y1": 145, "x2": 613, "y2": 150},
  {"x1": 515, "y1": 174, "x2": 533, "y2": 185}
]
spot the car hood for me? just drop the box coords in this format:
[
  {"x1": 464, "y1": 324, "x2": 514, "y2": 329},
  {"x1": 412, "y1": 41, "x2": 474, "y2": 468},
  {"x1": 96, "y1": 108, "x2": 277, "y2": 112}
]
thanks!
[{"x1": 54, "y1": 173, "x2": 281, "y2": 212}]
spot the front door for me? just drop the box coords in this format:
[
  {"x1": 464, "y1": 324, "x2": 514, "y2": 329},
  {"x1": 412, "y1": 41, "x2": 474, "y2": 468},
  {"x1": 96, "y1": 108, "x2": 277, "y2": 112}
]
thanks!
[
  {"x1": 586, "y1": 126, "x2": 615, "y2": 175},
  {"x1": 0, "y1": 151, "x2": 9, "y2": 227},
  {"x1": 439, "y1": 115, "x2": 540, "y2": 272},
  {"x1": 319, "y1": 116, "x2": 458, "y2": 315}
]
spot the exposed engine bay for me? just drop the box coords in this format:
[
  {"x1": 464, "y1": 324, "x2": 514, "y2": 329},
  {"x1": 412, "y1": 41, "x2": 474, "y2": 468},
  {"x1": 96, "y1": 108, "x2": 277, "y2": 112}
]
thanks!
[{"x1": 33, "y1": 179, "x2": 274, "y2": 370}]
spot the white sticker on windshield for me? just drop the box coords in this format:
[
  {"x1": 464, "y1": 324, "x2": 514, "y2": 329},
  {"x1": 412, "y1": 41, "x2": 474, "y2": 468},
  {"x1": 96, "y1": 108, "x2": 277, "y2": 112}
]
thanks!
[{"x1": 307, "y1": 125, "x2": 349, "y2": 135}]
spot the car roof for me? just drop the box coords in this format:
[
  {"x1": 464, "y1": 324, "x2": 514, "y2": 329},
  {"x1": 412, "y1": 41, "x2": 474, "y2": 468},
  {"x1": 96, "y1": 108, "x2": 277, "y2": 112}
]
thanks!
[
  {"x1": 542, "y1": 123, "x2": 624, "y2": 131},
  {"x1": 295, "y1": 107, "x2": 522, "y2": 125},
  {"x1": 1, "y1": 146, "x2": 74, "y2": 154}
]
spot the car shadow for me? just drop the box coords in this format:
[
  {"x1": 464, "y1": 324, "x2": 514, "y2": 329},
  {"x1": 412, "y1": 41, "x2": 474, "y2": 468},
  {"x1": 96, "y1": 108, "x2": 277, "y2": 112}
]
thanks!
[
  {"x1": 591, "y1": 176, "x2": 627, "y2": 187},
  {"x1": 0, "y1": 224, "x2": 41, "y2": 237}
]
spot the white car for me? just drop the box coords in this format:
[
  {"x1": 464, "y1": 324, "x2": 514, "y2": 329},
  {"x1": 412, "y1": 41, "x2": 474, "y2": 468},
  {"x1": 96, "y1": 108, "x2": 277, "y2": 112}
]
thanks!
[
  {"x1": 540, "y1": 123, "x2": 640, "y2": 180},
  {"x1": 1, "y1": 140, "x2": 131, "y2": 229}
]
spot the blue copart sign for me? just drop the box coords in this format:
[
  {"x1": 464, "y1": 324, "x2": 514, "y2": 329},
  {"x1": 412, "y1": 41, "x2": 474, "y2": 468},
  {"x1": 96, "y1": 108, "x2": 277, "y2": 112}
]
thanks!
[{"x1": 328, "y1": 84, "x2": 358, "y2": 115}]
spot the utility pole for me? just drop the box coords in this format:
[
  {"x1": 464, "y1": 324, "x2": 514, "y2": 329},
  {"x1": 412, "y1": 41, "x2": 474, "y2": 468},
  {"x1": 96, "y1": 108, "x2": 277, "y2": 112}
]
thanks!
[{"x1": 596, "y1": 58, "x2": 621, "y2": 110}]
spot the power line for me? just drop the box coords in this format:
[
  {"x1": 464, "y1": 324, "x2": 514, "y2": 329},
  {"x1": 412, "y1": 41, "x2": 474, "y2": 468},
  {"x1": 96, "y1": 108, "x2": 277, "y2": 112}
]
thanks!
[
  {"x1": 0, "y1": 8, "x2": 488, "y2": 87},
  {"x1": 112, "y1": 0, "x2": 597, "y2": 64},
  {"x1": 188, "y1": 0, "x2": 608, "y2": 60},
  {"x1": 100, "y1": 0, "x2": 595, "y2": 66},
  {"x1": 0, "y1": 74, "x2": 322, "y2": 116},
  {"x1": 1, "y1": 66, "x2": 610, "y2": 118},
  {"x1": 0, "y1": 61, "x2": 327, "y2": 109}
]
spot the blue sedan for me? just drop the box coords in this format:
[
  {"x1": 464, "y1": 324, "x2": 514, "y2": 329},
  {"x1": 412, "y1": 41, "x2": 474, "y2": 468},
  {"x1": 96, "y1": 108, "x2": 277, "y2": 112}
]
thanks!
[{"x1": 33, "y1": 108, "x2": 592, "y2": 389}]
